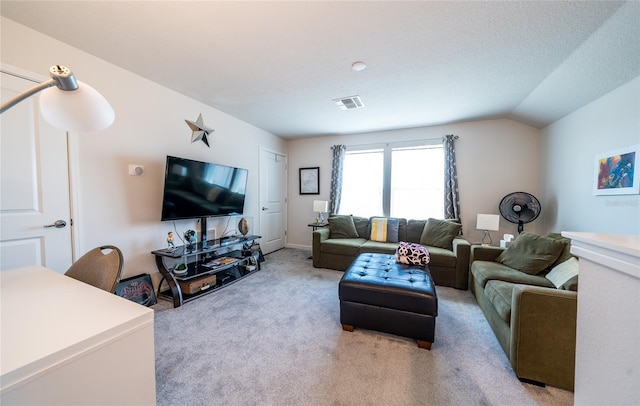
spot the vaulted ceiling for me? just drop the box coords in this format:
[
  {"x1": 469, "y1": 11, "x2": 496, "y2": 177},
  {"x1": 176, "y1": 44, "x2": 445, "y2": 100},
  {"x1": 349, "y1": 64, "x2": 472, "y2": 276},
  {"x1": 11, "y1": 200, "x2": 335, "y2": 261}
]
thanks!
[{"x1": 2, "y1": 1, "x2": 638, "y2": 138}]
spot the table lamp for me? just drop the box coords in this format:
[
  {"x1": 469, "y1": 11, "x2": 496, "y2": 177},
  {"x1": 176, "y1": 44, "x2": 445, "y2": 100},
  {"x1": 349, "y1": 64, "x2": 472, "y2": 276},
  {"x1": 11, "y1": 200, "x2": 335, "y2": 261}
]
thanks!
[
  {"x1": 313, "y1": 200, "x2": 329, "y2": 223},
  {"x1": 477, "y1": 214, "x2": 500, "y2": 246}
]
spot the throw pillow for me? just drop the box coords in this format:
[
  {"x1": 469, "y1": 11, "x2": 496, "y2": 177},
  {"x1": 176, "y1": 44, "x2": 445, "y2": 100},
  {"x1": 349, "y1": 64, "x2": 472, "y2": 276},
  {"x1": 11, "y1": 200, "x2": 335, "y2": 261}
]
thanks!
[
  {"x1": 545, "y1": 233, "x2": 573, "y2": 268},
  {"x1": 369, "y1": 217, "x2": 400, "y2": 243},
  {"x1": 496, "y1": 232, "x2": 566, "y2": 275},
  {"x1": 396, "y1": 241, "x2": 430, "y2": 266},
  {"x1": 406, "y1": 219, "x2": 427, "y2": 243},
  {"x1": 328, "y1": 215, "x2": 358, "y2": 239},
  {"x1": 420, "y1": 218, "x2": 462, "y2": 250},
  {"x1": 545, "y1": 257, "x2": 579, "y2": 290},
  {"x1": 352, "y1": 216, "x2": 371, "y2": 239}
]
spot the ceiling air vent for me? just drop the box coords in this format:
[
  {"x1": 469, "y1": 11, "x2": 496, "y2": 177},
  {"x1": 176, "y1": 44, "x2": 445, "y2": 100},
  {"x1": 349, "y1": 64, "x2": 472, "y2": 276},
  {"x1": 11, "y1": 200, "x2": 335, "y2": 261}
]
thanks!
[{"x1": 333, "y1": 95, "x2": 364, "y2": 110}]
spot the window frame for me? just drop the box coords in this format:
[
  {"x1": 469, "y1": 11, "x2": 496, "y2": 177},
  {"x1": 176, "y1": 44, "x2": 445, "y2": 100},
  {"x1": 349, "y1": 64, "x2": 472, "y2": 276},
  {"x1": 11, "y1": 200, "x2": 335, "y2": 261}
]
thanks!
[{"x1": 341, "y1": 138, "x2": 444, "y2": 218}]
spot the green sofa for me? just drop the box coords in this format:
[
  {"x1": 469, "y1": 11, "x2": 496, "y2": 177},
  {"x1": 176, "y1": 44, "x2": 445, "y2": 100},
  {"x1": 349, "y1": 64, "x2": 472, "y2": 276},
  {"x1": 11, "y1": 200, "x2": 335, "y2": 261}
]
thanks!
[
  {"x1": 312, "y1": 216, "x2": 471, "y2": 290},
  {"x1": 470, "y1": 233, "x2": 578, "y2": 390}
]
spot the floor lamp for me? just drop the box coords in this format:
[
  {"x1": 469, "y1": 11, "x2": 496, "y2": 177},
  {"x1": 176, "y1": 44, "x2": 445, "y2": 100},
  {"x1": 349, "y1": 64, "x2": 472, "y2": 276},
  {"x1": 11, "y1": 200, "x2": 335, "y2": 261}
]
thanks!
[{"x1": 1, "y1": 65, "x2": 114, "y2": 131}]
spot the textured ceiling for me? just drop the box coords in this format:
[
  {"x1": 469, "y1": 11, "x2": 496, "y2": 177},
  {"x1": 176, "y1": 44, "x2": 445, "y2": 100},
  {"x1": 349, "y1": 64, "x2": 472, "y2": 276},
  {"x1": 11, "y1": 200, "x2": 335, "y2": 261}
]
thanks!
[{"x1": 2, "y1": 1, "x2": 639, "y2": 138}]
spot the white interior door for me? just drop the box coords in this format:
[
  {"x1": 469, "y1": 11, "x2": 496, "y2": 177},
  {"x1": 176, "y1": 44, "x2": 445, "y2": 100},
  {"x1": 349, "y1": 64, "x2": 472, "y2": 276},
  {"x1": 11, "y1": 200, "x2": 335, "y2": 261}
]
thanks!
[
  {"x1": 0, "y1": 69, "x2": 73, "y2": 273},
  {"x1": 259, "y1": 148, "x2": 287, "y2": 254}
]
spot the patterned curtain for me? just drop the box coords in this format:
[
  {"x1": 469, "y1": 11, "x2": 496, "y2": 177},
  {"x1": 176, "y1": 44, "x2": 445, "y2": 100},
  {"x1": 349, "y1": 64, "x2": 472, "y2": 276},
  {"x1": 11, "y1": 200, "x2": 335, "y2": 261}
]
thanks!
[
  {"x1": 443, "y1": 134, "x2": 461, "y2": 221},
  {"x1": 329, "y1": 145, "x2": 347, "y2": 215}
]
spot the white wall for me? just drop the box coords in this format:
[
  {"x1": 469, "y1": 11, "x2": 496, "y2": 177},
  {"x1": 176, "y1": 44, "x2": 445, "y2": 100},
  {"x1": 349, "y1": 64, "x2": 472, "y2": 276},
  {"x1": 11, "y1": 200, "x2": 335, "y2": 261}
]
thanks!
[
  {"x1": 7, "y1": 13, "x2": 635, "y2": 280},
  {"x1": 540, "y1": 76, "x2": 640, "y2": 235},
  {"x1": 286, "y1": 119, "x2": 542, "y2": 249},
  {"x1": 1, "y1": 18, "x2": 287, "y2": 283}
]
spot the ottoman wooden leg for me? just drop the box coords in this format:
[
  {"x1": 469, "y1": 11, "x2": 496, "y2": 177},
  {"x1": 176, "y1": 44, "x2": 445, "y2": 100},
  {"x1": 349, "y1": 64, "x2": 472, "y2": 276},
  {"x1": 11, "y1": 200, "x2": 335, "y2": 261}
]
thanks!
[
  {"x1": 342, "y1": 324, "x2": 354, "y2": 332},
  {"x1": 417, "y1": 340, "x2": 432, "y2": 350}
]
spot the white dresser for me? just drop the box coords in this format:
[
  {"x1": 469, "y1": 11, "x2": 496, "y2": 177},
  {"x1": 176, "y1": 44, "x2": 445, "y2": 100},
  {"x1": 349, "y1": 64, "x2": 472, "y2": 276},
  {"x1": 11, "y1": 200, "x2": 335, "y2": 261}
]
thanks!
[
  {"x1": 1, "y1": 266, "x2": 156, "y2": 405},
  {"x1": 562, "y1": 232, "x2": 640, "y2": 406}
]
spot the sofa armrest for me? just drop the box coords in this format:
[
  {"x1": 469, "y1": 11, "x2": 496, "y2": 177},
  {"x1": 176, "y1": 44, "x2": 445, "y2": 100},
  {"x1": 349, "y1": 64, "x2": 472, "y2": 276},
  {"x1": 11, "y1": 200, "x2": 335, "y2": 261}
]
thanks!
[
  {"x1": 313, "y1": 227, "x2": 330, "y2": 243},
  {"x1": 470, "y1": 245, "x2": 504, "y2": 263},
  {"x1": 510, "y1": 285, "x2": 577, "y2": 390},
  {"x1": 452, "y1": 238, "x2": 471, "y2": 289},
  {"x1": 312, "y1": 228, "x2": 330, "y2": 265}
]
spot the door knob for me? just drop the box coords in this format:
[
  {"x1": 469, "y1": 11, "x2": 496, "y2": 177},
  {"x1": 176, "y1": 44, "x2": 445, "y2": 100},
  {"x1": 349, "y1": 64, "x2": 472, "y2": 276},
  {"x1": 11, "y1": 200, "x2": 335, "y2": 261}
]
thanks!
[
  {"x1": 44, "y1": 220, "x2": 67, "y2": 228},
  {"x1": 262, "y1": 207, "x2": 269, "y2": 211}
]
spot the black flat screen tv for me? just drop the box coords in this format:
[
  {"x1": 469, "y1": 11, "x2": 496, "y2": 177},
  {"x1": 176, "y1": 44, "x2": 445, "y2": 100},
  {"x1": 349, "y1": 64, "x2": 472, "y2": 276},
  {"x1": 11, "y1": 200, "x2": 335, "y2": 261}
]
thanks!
[{"x1": 161, "y1": 155, "x2": 248, "y2": 221}]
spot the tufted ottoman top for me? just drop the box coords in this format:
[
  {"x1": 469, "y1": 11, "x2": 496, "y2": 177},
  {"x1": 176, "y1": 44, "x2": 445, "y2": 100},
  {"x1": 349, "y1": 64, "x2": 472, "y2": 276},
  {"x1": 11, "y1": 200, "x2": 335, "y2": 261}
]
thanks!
[{"x1": 339, "y1": 253, "x2": 437, "y2": 316}]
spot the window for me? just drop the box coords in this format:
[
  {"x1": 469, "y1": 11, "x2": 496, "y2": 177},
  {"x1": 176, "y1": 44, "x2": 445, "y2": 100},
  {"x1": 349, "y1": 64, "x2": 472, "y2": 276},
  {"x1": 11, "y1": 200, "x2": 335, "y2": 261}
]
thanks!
[{"x1": 339, "y1": 141, "x2": 444, "y2": 219}]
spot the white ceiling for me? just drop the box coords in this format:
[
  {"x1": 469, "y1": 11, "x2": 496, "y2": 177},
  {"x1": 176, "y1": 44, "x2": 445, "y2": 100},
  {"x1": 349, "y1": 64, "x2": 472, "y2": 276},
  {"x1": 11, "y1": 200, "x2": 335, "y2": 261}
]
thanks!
[{"x1": 2, "y1": 1, "x2": 639, "y2": 139}]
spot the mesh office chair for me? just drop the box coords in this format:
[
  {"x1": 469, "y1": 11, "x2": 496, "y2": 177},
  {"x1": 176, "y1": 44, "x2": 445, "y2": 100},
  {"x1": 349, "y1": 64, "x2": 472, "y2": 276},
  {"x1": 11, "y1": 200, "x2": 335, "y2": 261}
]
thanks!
[{"x1": 65, "y1": 245, "x2": 124, "y2": 293}]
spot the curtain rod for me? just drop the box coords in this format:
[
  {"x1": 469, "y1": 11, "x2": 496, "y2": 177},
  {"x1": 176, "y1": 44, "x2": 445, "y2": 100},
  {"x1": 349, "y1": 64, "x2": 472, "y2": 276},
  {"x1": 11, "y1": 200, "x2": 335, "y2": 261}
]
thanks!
[{"x1": 330, "y1": 135, "x2": 458, "y2": 149}]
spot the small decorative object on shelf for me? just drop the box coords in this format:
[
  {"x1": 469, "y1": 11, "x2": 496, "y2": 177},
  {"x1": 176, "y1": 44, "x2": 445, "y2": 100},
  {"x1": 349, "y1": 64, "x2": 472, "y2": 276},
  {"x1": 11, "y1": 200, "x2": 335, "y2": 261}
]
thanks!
[
  {"x1": 238, "y1": 217, "x2": 249, "y2": 236},
  {"x1": 174, "y1": 263, "x2": 187, "y2": 276},
  {"x1": 184, "y1": 229, "x2": 197, "y2": 250},
  {"x1": 166, "y1": 232, "x2": 175, "y2": 251}
]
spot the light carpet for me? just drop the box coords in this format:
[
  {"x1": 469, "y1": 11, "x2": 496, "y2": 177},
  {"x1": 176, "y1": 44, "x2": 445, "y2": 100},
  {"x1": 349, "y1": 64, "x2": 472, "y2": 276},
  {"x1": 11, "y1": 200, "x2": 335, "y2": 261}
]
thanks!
[{"x1": 153, "y1": 248, "x2": 573, "y2": 406}]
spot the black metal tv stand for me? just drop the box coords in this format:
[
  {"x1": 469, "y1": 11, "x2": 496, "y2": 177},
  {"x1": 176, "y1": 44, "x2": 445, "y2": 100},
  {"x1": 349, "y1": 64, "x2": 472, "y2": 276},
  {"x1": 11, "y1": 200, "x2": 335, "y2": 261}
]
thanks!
[{"x1": 152, "y1": 234, "x2": 264, "y2": 308}]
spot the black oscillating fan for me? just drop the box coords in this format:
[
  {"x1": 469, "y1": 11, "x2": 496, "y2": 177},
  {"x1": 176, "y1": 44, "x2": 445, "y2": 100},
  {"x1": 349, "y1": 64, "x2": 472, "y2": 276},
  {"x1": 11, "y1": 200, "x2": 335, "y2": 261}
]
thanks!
[{"x1": 499, "y1": 192, "x2": 541, "y2": 234}]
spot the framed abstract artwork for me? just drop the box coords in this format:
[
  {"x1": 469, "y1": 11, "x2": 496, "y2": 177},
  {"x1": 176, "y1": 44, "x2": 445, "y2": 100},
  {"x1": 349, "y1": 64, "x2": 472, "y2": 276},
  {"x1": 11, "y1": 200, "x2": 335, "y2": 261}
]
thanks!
[
  {"x1": 299, "y1": 167, "x2": 319, "y2": 195},
  {"x1": 593, "y1": 144, "x2": 639, "y2": 195}
]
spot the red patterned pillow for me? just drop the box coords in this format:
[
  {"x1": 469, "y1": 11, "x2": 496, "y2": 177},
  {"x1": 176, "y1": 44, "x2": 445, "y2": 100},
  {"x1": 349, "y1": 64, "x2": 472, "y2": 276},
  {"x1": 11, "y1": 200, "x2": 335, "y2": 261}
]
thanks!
[{"x1": 396, "y1": 241, "x2": 430, "y2": 266}]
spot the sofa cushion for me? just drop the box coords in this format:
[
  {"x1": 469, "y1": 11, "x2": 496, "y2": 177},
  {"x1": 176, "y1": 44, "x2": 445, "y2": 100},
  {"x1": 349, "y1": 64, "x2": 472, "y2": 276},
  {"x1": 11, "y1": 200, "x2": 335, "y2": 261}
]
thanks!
[
  {"x1": 320, "y1": 238, "x2": 366, "y2": 256},
  {"x1": 328, "y1": 215, "x2": 359, "y2": 239},
  {"x1": 496, "y1": 232, "x2": 565, "y2": 275},
  {"x1": 420, "y1": 218, "x2": 462, "y2": 250},
  {"x1": 369, "y1": 217, "x2": 400, "y2": 243},
  {"x1": 422, "y1": 246, "x2": 457, "y2": 267},
  {"x1": 359, "y1": 240, "x2": 398, "y2": 255},
  {"x1": 561, "y1": 275, "x2": 579, "y2": 291},
  {"x1": 546, "y1": 257, "x2": 579, "y2": 290},
  {"x1": 471, "y1": 260, "x2": 554, "y2": 289},
  {"x1": 484, "y1": 280, "x2": 515, "y2": 324}
]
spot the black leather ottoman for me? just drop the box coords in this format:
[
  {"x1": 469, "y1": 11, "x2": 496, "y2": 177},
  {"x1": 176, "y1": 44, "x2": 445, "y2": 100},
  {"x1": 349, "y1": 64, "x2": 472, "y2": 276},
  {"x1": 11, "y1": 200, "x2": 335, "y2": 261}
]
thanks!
[{"x1": 338, "y1": 253, "x2": 438, "y2": 349}]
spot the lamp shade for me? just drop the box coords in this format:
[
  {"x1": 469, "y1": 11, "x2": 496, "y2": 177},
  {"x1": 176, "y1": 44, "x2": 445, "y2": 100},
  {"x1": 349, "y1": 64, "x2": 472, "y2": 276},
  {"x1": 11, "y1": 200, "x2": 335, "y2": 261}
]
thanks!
[
  {"x1": 313, "y1": 200, "x2": 329, "y2": 213},
  {"x1": 39, "y1": 81, "x2": 114, "y2": 132},
  {"x1": 477, "y1": 214, "x2": 500, "y2": 231}
]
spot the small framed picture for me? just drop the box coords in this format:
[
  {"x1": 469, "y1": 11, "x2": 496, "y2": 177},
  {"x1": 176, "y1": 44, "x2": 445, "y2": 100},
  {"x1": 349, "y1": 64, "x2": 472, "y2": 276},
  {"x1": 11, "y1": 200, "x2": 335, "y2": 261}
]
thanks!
[
  {"x1": 593, "y1": 144, "x2": 639, "y2": 195},
  {"x1": 299, "y1": 167, "x2": 320, "y2": 195}
]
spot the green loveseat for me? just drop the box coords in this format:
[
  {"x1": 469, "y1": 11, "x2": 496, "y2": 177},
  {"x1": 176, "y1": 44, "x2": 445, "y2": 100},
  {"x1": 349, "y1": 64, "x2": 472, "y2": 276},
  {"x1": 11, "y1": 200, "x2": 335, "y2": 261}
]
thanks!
[
  {"x1": 470, "y1": 233, "x2": 578, "y2": 390},
  {"x1": 312, "y1": 216, "x2": 471, "y2": 290}
]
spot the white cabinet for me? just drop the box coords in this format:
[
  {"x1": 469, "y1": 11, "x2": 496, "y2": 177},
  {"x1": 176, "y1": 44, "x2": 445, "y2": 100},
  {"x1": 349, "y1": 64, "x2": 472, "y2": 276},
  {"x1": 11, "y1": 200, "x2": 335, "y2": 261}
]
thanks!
[
  {"x1": 1, "y1": 266, "x2": 156, "y2": 405},
  {"x1": 562, "y1": 232, "x2": 639, "y2": 406}
]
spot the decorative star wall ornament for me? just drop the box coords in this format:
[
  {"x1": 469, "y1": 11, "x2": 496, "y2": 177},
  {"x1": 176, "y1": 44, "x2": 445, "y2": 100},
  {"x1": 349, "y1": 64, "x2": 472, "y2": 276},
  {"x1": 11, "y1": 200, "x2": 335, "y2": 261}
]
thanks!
[{"x1": 185, "y1": 113, "x2": 214, "y2": 147}]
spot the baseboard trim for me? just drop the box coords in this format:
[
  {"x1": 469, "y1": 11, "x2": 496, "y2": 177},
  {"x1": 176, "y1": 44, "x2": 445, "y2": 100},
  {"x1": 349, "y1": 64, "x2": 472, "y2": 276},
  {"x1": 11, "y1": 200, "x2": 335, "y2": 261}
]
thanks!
[{"x1": 287, "y1": 243, "x2": 311, "y2": 250}]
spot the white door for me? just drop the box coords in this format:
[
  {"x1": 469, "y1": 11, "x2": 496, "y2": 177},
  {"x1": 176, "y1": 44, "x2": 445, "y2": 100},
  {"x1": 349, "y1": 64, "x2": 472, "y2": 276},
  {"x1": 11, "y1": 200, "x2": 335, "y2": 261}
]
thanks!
[
  {"x1": 0, "y1": 69, "x2": 73, "y2": 273},
  {"x1": 259, "y1": 148, "x2": 287, "y2": 254}
]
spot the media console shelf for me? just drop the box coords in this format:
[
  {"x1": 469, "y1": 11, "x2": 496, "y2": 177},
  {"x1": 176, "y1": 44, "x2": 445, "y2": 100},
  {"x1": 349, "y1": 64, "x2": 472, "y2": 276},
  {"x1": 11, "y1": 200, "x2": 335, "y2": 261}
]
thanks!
[{"x1": 152, "y1": 235, "x2": 263, "y2": 308}]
